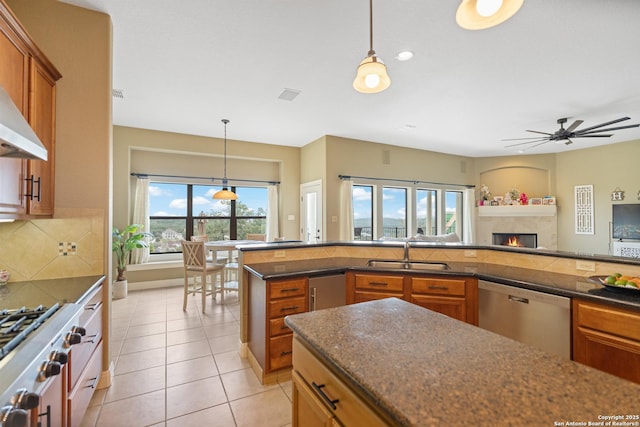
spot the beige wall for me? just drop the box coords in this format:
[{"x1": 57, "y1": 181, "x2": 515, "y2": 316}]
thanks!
[
  {"x1": 323, "y1": 135, "x2": 475, "y2": 240},
  {"x1": 113, "y1": 126, "x2": 301, "y2": 244}
]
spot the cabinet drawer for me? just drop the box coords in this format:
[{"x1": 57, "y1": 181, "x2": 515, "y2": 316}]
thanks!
[
  {"x1": 269, "y1": 296, "x2": 307, "y2": 319},
  {"x1": 292, "y1": 337, "x2": 388, "y2": 427},
  {"x1": 69, "y1": 304, "x2": 102, "y2": 391},
  {"x1": 575, "y1": 300, "x2": 640, "y2": 341},
  {"x1": 270, "y1": 278, "x2": 307, "y2": 299},
  {"x1": 68, "y1": 341, "x2": 102, "y2": 427},
  {"x1": 78, "y1": 285, "x2": 103, "y2": 326},
  {"x1": 270, "y1": 317, "x2": 292, "y2": 337},
  {"x1": 411, "y1": 277, "x2": 466, "y2": 296},
  {"x1": 269, "y1": 333, "x2": 293, "y2": 371},
  {"x1": 354, "y1": 274, "x2": 404, "y2": 292},
  {"x1": 354, "y1": 291, "x2": 402, "y2": 304}
]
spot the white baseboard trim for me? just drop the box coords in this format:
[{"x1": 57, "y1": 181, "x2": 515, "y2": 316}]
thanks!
[{"x1": 128, "y1": 278, "x2": 183, "y2": 291}]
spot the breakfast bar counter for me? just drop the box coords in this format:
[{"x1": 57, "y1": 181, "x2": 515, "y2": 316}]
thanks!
[{"x1": 285, "y1": 298, "x2": 640, "y2": 426}]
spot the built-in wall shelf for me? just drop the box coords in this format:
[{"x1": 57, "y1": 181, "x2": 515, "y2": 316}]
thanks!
[{"x1": 477, "y1": 205, "x2": 557, "y2": 217}]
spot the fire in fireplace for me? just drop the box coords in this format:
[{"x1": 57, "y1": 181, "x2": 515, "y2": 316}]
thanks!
[{"x1": 492, "y1": 233, "x2": 537, "y2": 248}]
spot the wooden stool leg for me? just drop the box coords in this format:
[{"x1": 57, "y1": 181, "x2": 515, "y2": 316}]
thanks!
[{"x1": 183, "y1": 273, "x2": 189, "y2": 311}]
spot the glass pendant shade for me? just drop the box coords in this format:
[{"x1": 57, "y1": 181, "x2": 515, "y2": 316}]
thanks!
[
  {"x1": 456, "y1": 0, "x2": 523, "y2": 30},
  {"x1": 213, "y1": 184, "x2": 237, "y2": 200},
  {"x1": 353, "y1": 54, "x2": 391, "y2": 94}
]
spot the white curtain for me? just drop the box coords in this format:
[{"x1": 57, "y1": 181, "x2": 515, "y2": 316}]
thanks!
[
  {"x1": 266, "y1": 185, "x2": 279, "y2": 242},
  {"x1": 463, "y1": 187, "x2": 476, "y2": 244},
  {"x1": 131, "y1": 177, "x2": 150, "y2": 264},
  {"x1": 339, "y1": 179, "x2": 354, "y2": 240}
]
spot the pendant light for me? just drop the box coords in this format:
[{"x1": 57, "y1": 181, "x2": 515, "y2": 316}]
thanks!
[
  {"x1": 213, "y1": 119, "x2": 237, "y2": 200},
  {"x1": 353, "y1": 0, "x2": 390, "y2": 94},
  {"x1": 456, "y1": 0, "x2": 524, "y2": 30}
]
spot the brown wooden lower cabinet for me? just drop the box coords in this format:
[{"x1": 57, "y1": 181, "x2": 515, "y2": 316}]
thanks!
[
  {"x1": 292, "y1": 336, "x2": 390, "y2": 427},
  {"x1": 572, "y1": 298, "x2": 640, "y2": 384},
  {"x1": 346, "y1": 271, "x2": 478, "y2": 325}
]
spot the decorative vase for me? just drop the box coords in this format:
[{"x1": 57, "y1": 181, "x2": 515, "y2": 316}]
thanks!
[{"x1": 113, "y1": 279, "x2": 128, "y2": 299}]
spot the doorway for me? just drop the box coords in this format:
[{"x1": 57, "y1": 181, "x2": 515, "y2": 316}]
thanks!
[{"x1": 300, "y1": 180, "x2": 323, "y2": 242}]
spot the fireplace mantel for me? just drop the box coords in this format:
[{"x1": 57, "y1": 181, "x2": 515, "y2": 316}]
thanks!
[{"x1": 478, "y1": 205, "x2": 556, "y2": 217}]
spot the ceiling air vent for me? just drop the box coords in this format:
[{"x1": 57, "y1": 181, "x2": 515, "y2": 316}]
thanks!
[
  {"x1": 277, "y1": 88, "x2": 301, "y2": 102},
  {"x1": 112, "y1": 89, "x2": 125, "y2": 99}
]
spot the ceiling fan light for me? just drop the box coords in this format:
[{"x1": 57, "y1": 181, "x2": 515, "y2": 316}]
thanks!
[
  {"x1": 212, "y1": 119, "x2": 237, "y2": 201},
  {"x1": 456, "y1": 0, "x2": 523, "y2": 30},
  {"x1": 353, "y1": 55, "x2": 391, "y2": 93}
]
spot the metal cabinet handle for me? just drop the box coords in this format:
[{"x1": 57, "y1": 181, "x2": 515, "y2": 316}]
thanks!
[
  {"x1": 280, "y1": 350, "x2": 292, "y2": 356},
  {"x1": 312, "y1": 382, "x2": 339, "y2": 410},
  {"x1": 280, "y1": 306, "x2": 299, "y2": 312},
  {"x1": 508, "y1": 295, "x2": 529, "y2": 304},
  {"x1": 85, "y1": 303, "x2": 100, "y2": 311},
  {"x1": 280, "y1": 287, "x2": 300, "y2": 293},
  {"x1": 428, "y1": 285, "x2": 449, "y2": 290},
  {"x1": 368, "y1": 281, "x2": 388, "y2": 287}
]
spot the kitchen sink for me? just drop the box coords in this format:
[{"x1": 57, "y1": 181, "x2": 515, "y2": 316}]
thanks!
[{"x1": 366, "y1": 260, "x2": 449, "y2": 270}]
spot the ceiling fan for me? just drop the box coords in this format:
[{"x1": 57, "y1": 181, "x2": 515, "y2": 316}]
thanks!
[{"x1": 503, "y1": 117, "x2": 640, "y2": 149}]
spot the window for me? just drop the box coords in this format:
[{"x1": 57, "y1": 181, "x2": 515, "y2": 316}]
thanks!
[
  {"x1": 417, "y1": 189, "x2": 437, "y2": 235},
  {"x1": 382, "y1": 187, "x2": 407, "y2": 238},
  {"x1": 353, "y1": 185, "x2": 373, "y2": 240},
  {"x1": 149, "y1": 182, "x2": 267, "y2": 254},
  {"x1": 351, "y1": 182, "x2": 466, "y2": 240}
]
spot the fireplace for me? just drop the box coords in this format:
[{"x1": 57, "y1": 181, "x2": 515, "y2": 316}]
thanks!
[{"x1": 492, "y1": 233, "x2": 537, "y2": 248}]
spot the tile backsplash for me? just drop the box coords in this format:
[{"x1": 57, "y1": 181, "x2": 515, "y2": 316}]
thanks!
[{"x1": 0, "y1": 213, "x2": 105, "y2": 282}]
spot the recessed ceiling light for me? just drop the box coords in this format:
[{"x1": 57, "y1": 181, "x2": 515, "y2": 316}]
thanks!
[{"x1": 395, "y1": 50, "x2": 414, "y2": 61}]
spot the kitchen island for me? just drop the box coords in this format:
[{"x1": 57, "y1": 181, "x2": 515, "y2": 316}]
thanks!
[{"x1": 285, "y1": 298, "x2": 640, "y2": 426}]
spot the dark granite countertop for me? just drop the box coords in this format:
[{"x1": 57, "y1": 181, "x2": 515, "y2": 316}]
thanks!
[
  {"x1": 244, "y1": 258, "x2": 640, "y2": 311},
  {"x1": 0, "y1": 275, "x2": 106, "y2": 308},
  {"x1": 285, "y1": 298, "x2": 640, "y2": 426}
]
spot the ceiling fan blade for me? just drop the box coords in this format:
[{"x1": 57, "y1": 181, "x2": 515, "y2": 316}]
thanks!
[
  {"x1": 574, "y1": 117, "x2": 630, "y2": 133},
  {"x1": 577, "y1": 124, "x2": 640, "y2": 135},
  {"x1": 504, "y1": 138, "x2": 549, "y2": 148},
  {"x1": 525, "y1": 130, "x2": 554, "y2": 136},
  {"x1": 502, "y1": 136, "x2": 551, "y2": 141},
  {"x1": 573, "y1": 134, "x2": 613, "y2": 138},
  {"x1": 564, "y1": 120, "x2": 583, "y2": 133},
  {"x1": 529, "y1": 140, "x2": 551, "y2": 148}
]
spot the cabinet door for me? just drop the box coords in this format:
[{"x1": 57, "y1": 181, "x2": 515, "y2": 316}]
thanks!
[
  {"x1": 292, "y1": 370, "x2": 336, "y2": 427},
  {"x1": 36, "y1": 366, "x2": 66, "y2": 427},
  {"x1": 572, "y1": 299, "x2": 640, "y2": 384},
  {"x1": 411, "y1": 294, "x2": 466, "y2": 322},
  {"x1": 27, "y1": 58, "x2": 56, "y2": 215},
  {"x1": 0, "y1": 26, "x2": 28, "y2": 215}
]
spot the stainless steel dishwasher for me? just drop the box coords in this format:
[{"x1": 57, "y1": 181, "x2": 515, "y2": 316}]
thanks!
[
  {"x1": 478, "y1": 280, "x2": 570, "y2": 359},
  {"x1": 309, "y1": 274, "x2": 346, "y2": 311}
]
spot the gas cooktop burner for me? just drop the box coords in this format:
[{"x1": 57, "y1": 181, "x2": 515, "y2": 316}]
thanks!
[{"x1": 0, "y1": 304, "x2": 60, "y2": 361}]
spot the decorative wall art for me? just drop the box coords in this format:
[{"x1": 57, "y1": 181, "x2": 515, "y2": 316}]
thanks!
[{"x1": 575, "y1": 185, "x2": 594, "y2": 235}]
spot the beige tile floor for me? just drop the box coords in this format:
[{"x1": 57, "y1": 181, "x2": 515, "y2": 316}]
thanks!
[{"x1": 80, "y1": 286, "x2": 293, "y2": 427}]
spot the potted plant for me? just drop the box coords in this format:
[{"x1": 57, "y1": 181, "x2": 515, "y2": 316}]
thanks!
[{"x1": 112, "y1": 224, "x2": 151, "y2": 298}]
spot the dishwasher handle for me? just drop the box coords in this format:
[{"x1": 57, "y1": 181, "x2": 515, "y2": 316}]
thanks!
[{"x1": 508, "y1": 295, "x2": 529, "y2": 304}]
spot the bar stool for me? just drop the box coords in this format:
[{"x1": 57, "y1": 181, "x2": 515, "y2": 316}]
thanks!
[{"x1": 181, "y1": 240, "x2": 225, "y2": 312}]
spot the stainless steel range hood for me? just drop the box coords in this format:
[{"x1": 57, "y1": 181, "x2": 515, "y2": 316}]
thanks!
[{"x1": 0, "y1": 85, "x2": 47, "y2": 161}]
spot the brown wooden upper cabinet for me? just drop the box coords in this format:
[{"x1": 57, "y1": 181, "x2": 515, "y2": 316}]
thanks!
[{"x1": 0, "y1": 1, "x2": 61, "y2": 218}]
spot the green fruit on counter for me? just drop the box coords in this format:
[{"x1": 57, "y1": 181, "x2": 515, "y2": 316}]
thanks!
[
  {"x1": 605, "y1": 276, "x2": 616, "y2": 284},
  {"x1": 614, "y1": 273, "x2": 622, "y2": 278},
  {"x1": 614, "y1": 279, "x2": 627, "y2": 286}
]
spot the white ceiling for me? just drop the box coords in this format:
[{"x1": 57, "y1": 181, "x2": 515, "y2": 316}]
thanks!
[{"x1": 59, "y1": 0, "x2": 640, "y2": 157}]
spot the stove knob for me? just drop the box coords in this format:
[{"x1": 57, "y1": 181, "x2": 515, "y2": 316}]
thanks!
[
  {"x1": 63, "y1": 331, "x2": 82, "y2": 347},
  {"x1": 37, "y1": 361, "x2": 61, "y2": 382},
  {"x1": 71, "y1": 326, "x2": 87, "y2": 336},
  {"x1": 0, "y1": 406, "x2": 28, "y2": 427},
  {"x1": 11, "y1": 389, "x2": 39, "y2": 411},
  {"x1": 49, "y1": 350, "x2": 68, "y2": 365}
]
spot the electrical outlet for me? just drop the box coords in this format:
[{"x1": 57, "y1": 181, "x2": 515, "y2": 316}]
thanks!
[
  {"x1": 464, "y1": 250, "x2": 477, "y2": 258},
  {"x1": 274, "y1": 250, "x2": 286, "y2": 258},
  {"x1": 576, "y1": 260, "x2": 596, "y2": 272}
]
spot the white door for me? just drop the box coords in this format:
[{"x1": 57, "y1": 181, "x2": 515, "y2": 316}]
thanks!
[{"x1": 300, "y1": 180, "x2": 322, "y2": 242}]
